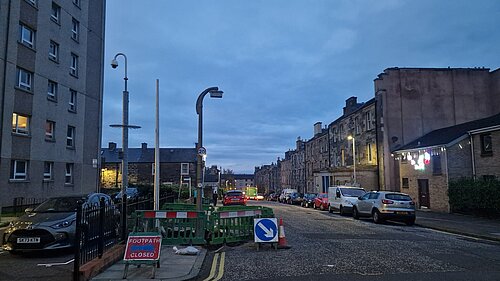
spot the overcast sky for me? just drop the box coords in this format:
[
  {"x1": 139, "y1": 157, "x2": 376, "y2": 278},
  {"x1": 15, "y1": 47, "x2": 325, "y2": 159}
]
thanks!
[{"x1": 103, "y1": 0, "x2": 500, "y2": 174}]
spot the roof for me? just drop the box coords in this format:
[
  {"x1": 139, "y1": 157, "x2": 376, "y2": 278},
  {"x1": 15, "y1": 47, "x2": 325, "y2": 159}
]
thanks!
[
  {"x1": 101, "y1": 147, "x2": 197, "y2": 163},
  {"x1": 394, "y1": 113, "x2": 500, "y2": 152}
]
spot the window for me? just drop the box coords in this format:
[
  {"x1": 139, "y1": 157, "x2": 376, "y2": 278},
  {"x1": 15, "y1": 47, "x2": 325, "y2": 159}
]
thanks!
[
  {"x1": 44, "y1": 162, "x2": 53, "y2": 180},
  {"x1": 65, "y1": 163, "x2": 74, "y2": 184},
  {"x1": 73, "y1": 0, "x2": 80, "y2": 7},
  {"x1": 70, "y1": 53, "x2": 78, "y2": 76},
  {"x1": 432, "y1": 155, "x2": 442, "y2": 175},
  {"x1": 402, "y1": 178, "x2": 409, "y2": 189},
  {"x1": 12, "y1": 113, "x2": 30, "y2": 135},
  {"x1": 26, "y1": 0, "x2": 37, "y2": 7},
  {"x1": 11, "y1": 160, "x2": 28, "y2": 180},
  {"x1": 365, "y1": 110, "x2": 374, "y2": 130},
  {"x1": 341, "y1": 149, "x2": 345, "y2": 166},
  {"x1": 51, "y1": 2, "x2": 60, "y2": 23},
  {"x1": 366, "y1": 143, "x2": 372, "y2": 162},
  {"x1": 19, "y1": 23, "x2": 35, "y2": 48},
  {"x1": 355, "y1": 117, "x2": 361, "y2": 134},
  {"x1": 16, "y1": 67, "x2": 33, "y2": 91},
  {"x1": 45, "y1": 120, "x2": 55, "y2": 140},
  {"x1": 69, "y1": 89, "x2": 77, "y2": 111},
  {"x1": 48, "y1": 80, "x2": 57, "y2": 100},
  {"x1": 480, "y1": 134, "x2": 493, "y2": 156},
  {"x1": 71, "y1": 18, "x2": 79, "y2": 41},
  {"x1": 181, "y1": 163, "x2": 189, "y2": 175},
  {"x1": 67, "y1": 126, "x2": 75, "y2": 148},
  {"x1": 49, "y1": 40, "x2": 59, "y2": 61}
]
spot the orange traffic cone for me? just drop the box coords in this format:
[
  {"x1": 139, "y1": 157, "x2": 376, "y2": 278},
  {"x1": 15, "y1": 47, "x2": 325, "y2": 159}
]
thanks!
[{"x1": 277, "y1": 218, "x2": 291, "y2": 249}]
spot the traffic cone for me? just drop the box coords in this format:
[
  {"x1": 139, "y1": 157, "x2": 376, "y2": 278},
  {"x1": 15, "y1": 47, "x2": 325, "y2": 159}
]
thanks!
[{"x1": 277, "y1": 218, "x2": 291, "y2": 249}]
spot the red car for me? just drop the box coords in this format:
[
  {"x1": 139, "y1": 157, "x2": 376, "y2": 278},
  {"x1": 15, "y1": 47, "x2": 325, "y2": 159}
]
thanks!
[
  {"x1": 313, "y1": 193, "x2": 328, "y2": 211},
  {"x1": 223, "y1": 190, "x2": 247, "y2": 206}
]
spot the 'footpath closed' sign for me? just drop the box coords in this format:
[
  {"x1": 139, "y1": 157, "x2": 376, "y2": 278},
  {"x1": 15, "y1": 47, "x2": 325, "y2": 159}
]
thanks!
[{"x1": 124, "y1": 235, "x2": 162, "y2": 261}]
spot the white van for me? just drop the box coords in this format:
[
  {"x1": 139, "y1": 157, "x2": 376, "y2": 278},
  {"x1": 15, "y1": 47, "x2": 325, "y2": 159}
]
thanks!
[{"x1": 327, "y1": 186, "x2": 366, "y2": 215}]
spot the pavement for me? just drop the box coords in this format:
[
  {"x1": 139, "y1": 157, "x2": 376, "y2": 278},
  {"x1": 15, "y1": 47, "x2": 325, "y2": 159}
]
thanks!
[{"x1": 2, "y1": 210, "x2": 500, "y2": 281}]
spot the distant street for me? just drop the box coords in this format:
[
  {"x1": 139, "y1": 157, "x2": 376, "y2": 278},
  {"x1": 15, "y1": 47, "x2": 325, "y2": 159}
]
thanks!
[{"x1": 198, "y1": 200, "x2": 500, "y2": 281}]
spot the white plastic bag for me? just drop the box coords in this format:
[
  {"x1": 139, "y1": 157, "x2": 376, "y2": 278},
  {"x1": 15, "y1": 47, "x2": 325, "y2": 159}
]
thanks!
[{"x1": 172, "y1": 246, "x2": 200, "y2": 255}]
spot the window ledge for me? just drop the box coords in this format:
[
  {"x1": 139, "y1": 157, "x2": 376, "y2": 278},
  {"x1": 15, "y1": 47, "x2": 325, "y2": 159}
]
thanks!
[
  {"x1": 9, "y1": 179, "x2": 29, "y2": 183},
  {"x1": 47, "y1": 96, "x2": 57, "y2": 102},
  {"x1": 69, "y1": 72, "x2": 79, "y2": 78},
  {"x1": 45, "y1": 138, "x2": 56, "y2": 143},
  {"x1": 12, "y1": 132, "x2": 31, "y2": 138},
  {"x1": 17, "y1": 41, "x2": 36, "y2": 52},
  {"x1": 65, "y1": 183, "x2": 74, "y2": 187},
  {"x1": 49, "y1": 57, "x2": 59, "y2": 64},
  {"x1": 50, "y1": 17, "x2": 61, "y2": 25},
  {"x1": 71, "y1": 37, "x2": 79, "y2": 44},
  {"x1": 481, "y1": 152, "x2": 493, "y2": 157},
  {"x1": 43, "y1": 179, "x2": 54, "y2": 183},
  {"x1": 14, "y1": 86, "x2": 34, "y2": 95},
  {"x1": 68, "y1": 109, "x2": 77, "y2": 114}
]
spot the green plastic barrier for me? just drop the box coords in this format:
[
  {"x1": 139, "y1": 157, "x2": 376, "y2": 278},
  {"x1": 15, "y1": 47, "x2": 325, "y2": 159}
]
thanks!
[{"x1": 161, "y1": 203, "x2": 214, "y2": 212}]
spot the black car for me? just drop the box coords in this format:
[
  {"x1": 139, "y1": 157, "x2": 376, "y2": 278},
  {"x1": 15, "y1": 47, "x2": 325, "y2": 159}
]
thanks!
[
  {"x1": 2, "y1": 193, "x2": 118, "y2": 253},
  {"x1": 301, "y1": 193, "x2": 318, "y2": 208},
  {"x1": 287, "y1": 192, "x2": 304, "y2": 205}
]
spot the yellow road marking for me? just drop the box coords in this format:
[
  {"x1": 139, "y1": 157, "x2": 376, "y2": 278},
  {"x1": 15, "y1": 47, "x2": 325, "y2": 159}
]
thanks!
[
  {"x1": 203, "y1": 253, "x2": 220, "y2": 281},
  {"x1": 213, "y1": 252, "x2": 225, "y2": 281}
]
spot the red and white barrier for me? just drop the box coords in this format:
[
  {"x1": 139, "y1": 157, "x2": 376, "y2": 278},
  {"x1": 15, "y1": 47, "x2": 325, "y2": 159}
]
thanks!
[
  {"x1": 219, "y1": 209, "x2": 262, "y2": 218},
  {"x1": 142, "y1": 211, "x2": 198, "y2": 219}
]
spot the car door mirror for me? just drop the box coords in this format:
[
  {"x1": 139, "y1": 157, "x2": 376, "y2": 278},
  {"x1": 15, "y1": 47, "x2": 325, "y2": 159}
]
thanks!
[{"x1": 25, "y1": 207, "x2": 34, "y2": 213}]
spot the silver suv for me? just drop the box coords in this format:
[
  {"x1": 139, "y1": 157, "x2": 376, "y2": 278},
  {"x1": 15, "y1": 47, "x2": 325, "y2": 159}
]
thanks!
[{"x1": 352, "y1": 191, "x2": 416, "y2": 225}]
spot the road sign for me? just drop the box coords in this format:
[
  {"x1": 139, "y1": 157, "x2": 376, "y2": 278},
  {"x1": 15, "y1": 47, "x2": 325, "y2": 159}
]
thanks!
[
  {"x1": 124, "y1": 234, "x2": 162, "y2": 261},
  {"x1": 198, "y1": 146, "x2": 206, "y2": 156},
  {"x1": 254, "y1": 218, "x2": 278, "y2": 243}
]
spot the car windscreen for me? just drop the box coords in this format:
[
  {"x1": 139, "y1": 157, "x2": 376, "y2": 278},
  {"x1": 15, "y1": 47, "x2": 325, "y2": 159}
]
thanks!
[
  {"x1": 34, "y1": 197, "x2": 82, "y2": 212},
  {"x1": 341, "y1": 188, "x2": 366, "y2": 197},
  {"x1": 226, "y1": 191, "x2": 243, "y2": 197},
  {"x1": 385, "y1": 194, "x2": 412, "y2": 201}
]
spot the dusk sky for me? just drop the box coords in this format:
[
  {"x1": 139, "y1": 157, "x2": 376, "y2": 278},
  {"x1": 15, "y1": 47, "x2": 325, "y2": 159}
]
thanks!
[{"x1": 103, "y1": 0, "x2": 500, "y2": 174}]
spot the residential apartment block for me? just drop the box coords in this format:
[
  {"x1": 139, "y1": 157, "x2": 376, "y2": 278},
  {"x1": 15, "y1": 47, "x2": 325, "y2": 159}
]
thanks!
[{"x1": 0, "y1": 0, "x2": 105, "y2": 206}]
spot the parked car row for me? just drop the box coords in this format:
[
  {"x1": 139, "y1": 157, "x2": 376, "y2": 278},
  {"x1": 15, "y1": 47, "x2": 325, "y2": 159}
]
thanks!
[{"x1": 274, "y1": 186, "x2": 417, "y2": 226}]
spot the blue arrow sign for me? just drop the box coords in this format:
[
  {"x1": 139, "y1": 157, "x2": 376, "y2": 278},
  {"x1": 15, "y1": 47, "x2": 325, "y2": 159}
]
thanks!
[{"x1": 254, "y1": 218, "x2": 278, "y2": 243}]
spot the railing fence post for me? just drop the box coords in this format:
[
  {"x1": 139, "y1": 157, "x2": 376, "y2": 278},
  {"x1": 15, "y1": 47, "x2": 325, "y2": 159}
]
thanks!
[
  {"x1": 73, "y1": 200, "x2": 83, "y2": 281},
  {"x1": 98, "y1": 197, "x2": 105, "y2": 258}
]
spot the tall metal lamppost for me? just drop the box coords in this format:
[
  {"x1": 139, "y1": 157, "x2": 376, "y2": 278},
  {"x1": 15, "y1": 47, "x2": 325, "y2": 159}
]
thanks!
[
  {"x1": 196, "y1": 87, "x2": 223, "y2": 212},
  {"x1": 347, "y1": 135, "x2": 356, "y2": 185},
  {"x1": 110, "y1": 53, "x2": 140, "y2": 240}
]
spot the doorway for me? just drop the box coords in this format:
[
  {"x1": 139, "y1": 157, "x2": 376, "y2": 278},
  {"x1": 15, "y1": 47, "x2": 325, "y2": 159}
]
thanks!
[{"x1": 417, "y1": 179, "x2": 430, "y2": 208}]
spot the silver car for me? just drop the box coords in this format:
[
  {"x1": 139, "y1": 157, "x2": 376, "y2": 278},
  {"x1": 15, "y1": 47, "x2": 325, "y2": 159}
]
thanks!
[
  {"x1": 2, "y1": 193, "x2": 117, "y2": 253},
  {"x1": 352, "y1": 191, "x2": 416, "y2": 225}
]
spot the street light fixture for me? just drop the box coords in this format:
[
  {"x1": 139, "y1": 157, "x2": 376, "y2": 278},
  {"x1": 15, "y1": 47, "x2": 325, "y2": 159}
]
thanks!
[
  {"x1": 347, "y1": 135, "x2": 356, "y2": 185},
  {"x1": 109, "y1": 53, "x2": 141, "y2": 240},
  {"x1": 196, "y1": 87, "x2": 223, "y2": 212}
]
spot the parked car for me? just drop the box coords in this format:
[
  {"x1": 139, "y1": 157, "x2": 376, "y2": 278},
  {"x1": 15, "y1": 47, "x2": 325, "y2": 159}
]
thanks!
[
  {"x1": 279, "y1": 189, "x2": 297, "y2": 203},
  {"x1": 2, "y1": 193, "x2": 118, "y2": 253},
  {"x1": 301, "y1": 193, "x2": 318, "y2": 208},
  {"x1": 352, "y1": 191, "x2": 416, "y2": 225},
  {"x1": 327, "y1": 186, "x2": 366, "y2": 215},
  {"x1": 114, "y1": 187, "x2": 140, "y2": 203},
  {"x1": 267, "y1": 193, "x2": 278, "y2": 201},
  {"x1": 313, "y1": 193, "x2": 329, "y2": 211},
  {"x1": 256, "y1": 193, "x2": 265, "y2": 200},
  {"x1": 223, "y1": 190, "x2": 246, "y2": 206},
  {"x1": 287, "y1": 192, "x2": 303, "y2": 205}
]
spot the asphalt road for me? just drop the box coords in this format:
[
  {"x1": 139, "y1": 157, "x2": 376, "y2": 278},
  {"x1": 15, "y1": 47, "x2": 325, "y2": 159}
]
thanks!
[{"x1": 198, "y1": 200, "x2": 500, "y2": 281}]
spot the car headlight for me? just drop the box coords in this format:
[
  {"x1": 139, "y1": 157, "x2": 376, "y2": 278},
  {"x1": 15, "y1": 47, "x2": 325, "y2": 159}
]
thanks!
[{"x1": 51, "y1": 219, "x2": 75, "y2": 229}]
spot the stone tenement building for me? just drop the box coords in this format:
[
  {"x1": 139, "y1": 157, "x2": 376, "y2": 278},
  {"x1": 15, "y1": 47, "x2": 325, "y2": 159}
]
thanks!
[
  {"x1": 305, "y1": 122, "x2": 330, "y2": 193},
  {"x1": 254, "y1": 163, "x2": 279, "y2": 195},
  {"x1": 0, "y1": 0, "x2": 105, "y2": 206}
]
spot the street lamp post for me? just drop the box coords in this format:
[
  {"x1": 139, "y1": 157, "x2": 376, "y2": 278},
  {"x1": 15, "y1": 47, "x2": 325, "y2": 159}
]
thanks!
[
  {"x1": 110, "y1": 53, "x2": 140, "y2": 240},
  {"x1": 196, "y1": 87, "x2": 223, "y2": 212},
  {"x1": 347, "y1": 135, "x2": 356, "y2": 185}
]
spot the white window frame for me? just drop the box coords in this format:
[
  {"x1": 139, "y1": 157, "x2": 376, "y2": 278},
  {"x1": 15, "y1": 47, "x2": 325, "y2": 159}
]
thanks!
[
  {"x1": 12, "y1": 113, "x2": 30, "y2": 135},
  {"x1": 19, "y1": 23, "x2": 35, "y2": 48},
  {"x1": 51, "y1": 2, "x2": 61, "y2": 23},
  {"x1": 65, "y1": 163, "x2": 74, "y2": 184},
  {"x1": 181, "y1": 163, "x2": 189, "y2": 175},
  {"x1": 69, "y1": 89, "x2": 77, "y2": 111},
  {"x1": 70, "y1": 53, "x2": 78, "y2": 76},
  {"x1": 11, "y1": 160, "x2": 28, "y2": 180},
  {"x1": 71, "y1": 18, "x2": 79, "y2": 41},
  {"x1": 48, "y1": 80, "x2": 57, "y2": 100},
  {"x1": 45, "y1": 120, "x2": 55, "y2": 140},
  {"x1": 17, "y1": 67, "x2": 32, "y2": 91},
  {"x1": 49, "y1": 40, "x2": 59, "y2": 61},
  {"x1": 67, "y1": 126, "x2": 75, "y2": 148},
  {"x1": 44, "y1": 162, "x2": 53, "y2": 180},
  {"x1": 26, "y1": 0, "x2": 37, "y2": 7},
  {"x1": 365, "y1": 111, "x2": 374, "y2": 130}
]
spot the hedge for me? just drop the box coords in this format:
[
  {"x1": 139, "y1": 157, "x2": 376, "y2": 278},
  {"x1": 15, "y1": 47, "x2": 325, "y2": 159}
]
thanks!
[{"x1": 448, "y1": 178, "x2": 500, "y2": 217}]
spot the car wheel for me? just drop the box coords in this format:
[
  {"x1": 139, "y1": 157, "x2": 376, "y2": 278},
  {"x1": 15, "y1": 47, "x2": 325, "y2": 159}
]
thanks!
[
  {"x1": 339, "y1": 206, "x2": 346, "y2": 216},
  {"x1": 352, "y1": 207, "x2": 359, "y2": 219},
  {"x1": 320, "y1": 204, "x2": 325, "y2": 211},
  {"x1": 313, "y1": 203, "x2": 317, "y2": 209},
  {"x1": 373, "y1": 210, "x2": 383, "y2": 224},
  {"x1": 406, "y1": 218, "x2": 415, "y2": 226},
  {"x1": 328, "y1": 205, "x2": 333, "y2": 213}
]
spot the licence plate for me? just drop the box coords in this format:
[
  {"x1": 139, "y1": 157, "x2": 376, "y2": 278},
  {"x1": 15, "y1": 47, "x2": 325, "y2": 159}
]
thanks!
[
  {"x1": 17, "y1": 237, "x2": 40, "y2": 243},
  {"x1": 231, "y1": 199, "x2": 239, "y2": 201},
  {"x1": 395, "y1": 211, "x2": 408, "y2": 215}
]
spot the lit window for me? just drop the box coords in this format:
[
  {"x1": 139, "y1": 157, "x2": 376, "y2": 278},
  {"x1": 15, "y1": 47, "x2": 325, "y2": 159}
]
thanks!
[
  {"x1": 366, "y1": 143, "x2": 372, "y2": 162},
  {"x1": 181, "y1": 163, "x2": 189, "y2": 175},
  {"x1": 19, "y1": 23, "x2": 35, "y2": 48},
  {"x1": 11, "y1": 160, "x2": 28, "y2": 180},
  {"x1": 70, "y1": 53, "x2": 78, "y2": 76},
  {"x1": 69, "y1": 89, "x2": 77, "y2": 112},
  {"x1": 51, "y1": 2, "x2": 61, "y2": 23},
  {"x1": 16, "y1": 67, "x2": 33, "y2": 91},
  {"x1": 49, "y1": 40, "x2": 59, "y2": 61},
  {"x1": 65, "y1": 163, "x2": 74, "y2": 184},
  {"x1": 45, "y1": 120, "x2": 55, "y2": 140},
  {"x1": 71, "y1": 18, "x2": 79, "y2": 41},
  {"x1": 44, "y1": 162, "x2": 53, "y2": 180},
  {"x1": 67, "y1": 126, "x2": 75, "y2": 147},
  {"x1": 48, "y1": 80, "x2": 57, "y2": 100},
  {"x1": 12, "y1": 113, "x2": 30, "y2": 135}
]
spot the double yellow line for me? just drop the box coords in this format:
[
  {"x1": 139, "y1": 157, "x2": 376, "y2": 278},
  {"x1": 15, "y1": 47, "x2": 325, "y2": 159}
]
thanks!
[{"x1": 203, "y1": 252, "x2": 225, "y2": 281}]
